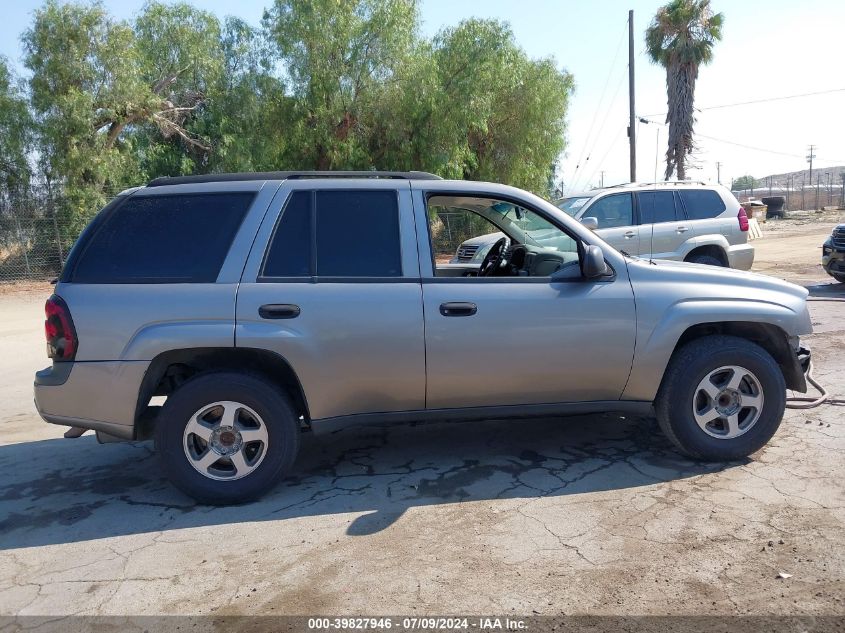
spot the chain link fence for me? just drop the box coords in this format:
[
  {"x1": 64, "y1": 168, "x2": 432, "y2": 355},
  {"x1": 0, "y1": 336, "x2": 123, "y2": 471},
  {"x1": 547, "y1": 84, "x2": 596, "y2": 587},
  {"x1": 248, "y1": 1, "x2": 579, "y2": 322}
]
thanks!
[{"x1": 0, "y1": 187, "x2": 81, "y2": 282}]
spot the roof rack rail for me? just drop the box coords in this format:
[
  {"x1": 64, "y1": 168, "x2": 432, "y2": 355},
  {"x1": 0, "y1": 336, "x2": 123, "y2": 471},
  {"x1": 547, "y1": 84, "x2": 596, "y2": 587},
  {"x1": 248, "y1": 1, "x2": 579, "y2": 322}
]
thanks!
[
  {"x1": 146, "y1": 170, "x2": 443, "y2": 187},
  {"x1": 605, "y1": 180, "x2": 710, "y2": 189}
]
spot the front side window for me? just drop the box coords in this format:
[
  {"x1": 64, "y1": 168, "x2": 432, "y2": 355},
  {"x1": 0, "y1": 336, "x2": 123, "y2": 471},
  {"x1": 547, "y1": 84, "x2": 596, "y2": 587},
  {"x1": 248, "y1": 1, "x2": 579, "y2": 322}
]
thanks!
[
  {"x1": 555, "y1": 196, "x2": 592, "y2": 216},
  {"x1": 262, "y1": 189, "x2": 402, "y2": 278},
  {"x1": 427, "y1": 195, "x2": 580, "y2": 279},
  {"x1": 582, "y1": 193, "x2": 633, "y2": 229},
  {"x1": 71, "y1": 193, "x2": 253, "y2": 283}
]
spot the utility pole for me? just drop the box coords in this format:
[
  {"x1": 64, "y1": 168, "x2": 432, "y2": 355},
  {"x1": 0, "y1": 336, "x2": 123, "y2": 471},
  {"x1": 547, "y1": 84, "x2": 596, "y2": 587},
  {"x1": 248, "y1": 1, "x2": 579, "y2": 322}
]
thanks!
[
  {"x1": 600, "y1": 171, "x2": 606, "y2": 188},
  {"x1": 826, "y1": 172, "x2": 831, "y2": 206},
  {"x1": 716, "y1": 162, "x2": 721, "y2": 184},
  {"x1": 628, "y1": 9, "x2": 636, "y2": 183},
  {"x1": 840, "y1": 173, "x2": 845, "y2": 208},
  {"x1": 816, "y1": 174, "x2": 821, "y2": 210},
  {"x1": 806, "y1": 144, "x2": 816, "y2": 197}
]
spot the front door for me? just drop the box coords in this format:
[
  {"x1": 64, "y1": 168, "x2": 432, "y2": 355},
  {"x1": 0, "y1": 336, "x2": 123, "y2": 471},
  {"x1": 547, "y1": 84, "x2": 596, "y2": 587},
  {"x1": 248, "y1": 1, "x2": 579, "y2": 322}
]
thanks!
[
  {"x1": 582, "y1": 192, "x2": 640, "y2": 255},
  {"x1": 414, "y1": 188, "x2": 637, "y2": 410}
]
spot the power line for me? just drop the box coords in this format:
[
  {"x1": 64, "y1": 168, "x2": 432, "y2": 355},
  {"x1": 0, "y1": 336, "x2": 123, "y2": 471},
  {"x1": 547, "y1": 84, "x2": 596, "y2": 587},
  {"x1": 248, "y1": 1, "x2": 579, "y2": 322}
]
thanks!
[
  {"x1": 571, "y1": 70, "x2": 627, "y2": 191},
  {"x1": 638, "y1": 117, "x2": 845, "y2": 163},
  {"x1": 641, "y1": 87, "x2": 845, "y2": 118},
  {"x1": 564, "y1": 18, "x2": 628, "y2": 191}
]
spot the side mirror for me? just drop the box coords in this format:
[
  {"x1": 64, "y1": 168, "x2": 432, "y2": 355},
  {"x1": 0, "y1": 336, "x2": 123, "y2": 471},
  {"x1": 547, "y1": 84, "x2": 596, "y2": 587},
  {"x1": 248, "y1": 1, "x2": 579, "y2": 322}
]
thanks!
[
  {"x1": 582, "y1": 244, "x2": 609, "y2": 279},
  {"x1": 580, "y1": 216, "x2": 598, "y2": 231}
]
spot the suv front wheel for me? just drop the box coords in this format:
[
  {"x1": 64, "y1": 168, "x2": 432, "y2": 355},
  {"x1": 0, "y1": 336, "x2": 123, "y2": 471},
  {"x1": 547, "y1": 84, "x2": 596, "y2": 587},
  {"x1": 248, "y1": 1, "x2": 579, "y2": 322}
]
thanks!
[
  {"x1": 155, "y1": 372, "x2": 300, "y2": 504},
  {"x1": 655, "y1": 335, "x2": 786, "y2": 460}
]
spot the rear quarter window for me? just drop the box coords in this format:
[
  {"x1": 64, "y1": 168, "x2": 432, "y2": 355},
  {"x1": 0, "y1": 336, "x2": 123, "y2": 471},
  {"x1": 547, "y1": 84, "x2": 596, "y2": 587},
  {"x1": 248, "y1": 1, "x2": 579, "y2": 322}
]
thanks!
[
  {"x1": 679, "y1": 189, "x2": 726, "y2": 220},
  {"x1": 68, "y1": 192, "x2": 253, "y2": 283}
]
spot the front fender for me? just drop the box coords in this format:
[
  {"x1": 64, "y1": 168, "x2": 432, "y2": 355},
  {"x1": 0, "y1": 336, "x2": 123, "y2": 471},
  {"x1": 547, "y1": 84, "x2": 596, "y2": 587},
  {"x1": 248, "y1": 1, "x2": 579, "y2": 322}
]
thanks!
[{"x1": 622, "y1": 297, "x2": 810, "y2": 402}]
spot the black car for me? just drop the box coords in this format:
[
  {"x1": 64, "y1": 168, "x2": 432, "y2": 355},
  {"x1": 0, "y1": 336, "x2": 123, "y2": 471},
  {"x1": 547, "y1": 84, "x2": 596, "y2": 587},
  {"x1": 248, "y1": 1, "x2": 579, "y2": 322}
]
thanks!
[{"x1": 822, "y1": 224, "x2": 845, "y2": 283}]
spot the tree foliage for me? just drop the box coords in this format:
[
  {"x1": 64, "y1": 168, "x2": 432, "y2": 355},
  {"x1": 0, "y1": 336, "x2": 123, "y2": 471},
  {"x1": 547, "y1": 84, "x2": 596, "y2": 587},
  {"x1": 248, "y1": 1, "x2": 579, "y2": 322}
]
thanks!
[
  {"x1": 731, "y1": 174, "x2": 755, "y2": 190},
  {"x1": 0, "y1": 58, "x2": 32, "y2": 193},
  {"x1": 9, "y1": 0, "x2": 574, "y2": 228},
  {"x1": 646, "y1": 0, "x2": 723, "y2": 180}
]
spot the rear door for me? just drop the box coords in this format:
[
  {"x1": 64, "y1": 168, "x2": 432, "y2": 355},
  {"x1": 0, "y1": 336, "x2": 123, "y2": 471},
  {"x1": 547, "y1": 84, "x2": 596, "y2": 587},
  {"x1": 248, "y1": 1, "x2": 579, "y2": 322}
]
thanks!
[
  {"x1": 636, "y1": 190, "x2": 689, "y2": 260},
  {"x1": 677, "y1": 188, "x2": 734, "y2": 242},
  {"x1": 236, "y1": 180, "x2": 426, "y2": 421},
  {"x1": 580, "y1": 192, "x2": 639, "y2": 255}
]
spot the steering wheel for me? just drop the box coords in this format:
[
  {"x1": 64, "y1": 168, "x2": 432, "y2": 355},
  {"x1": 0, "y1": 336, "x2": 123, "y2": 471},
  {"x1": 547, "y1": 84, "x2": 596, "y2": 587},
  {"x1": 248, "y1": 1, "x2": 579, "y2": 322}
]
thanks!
[{"x1": 478, "y1": 237, "x2": 510, "y2": 277}]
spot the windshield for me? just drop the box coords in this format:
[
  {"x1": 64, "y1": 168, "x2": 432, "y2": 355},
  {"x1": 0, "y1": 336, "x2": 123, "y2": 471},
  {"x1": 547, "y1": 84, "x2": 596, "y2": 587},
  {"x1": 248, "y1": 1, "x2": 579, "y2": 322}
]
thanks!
[{"x1": 555, "y1": 196, "x2": 592, "y2": 216}]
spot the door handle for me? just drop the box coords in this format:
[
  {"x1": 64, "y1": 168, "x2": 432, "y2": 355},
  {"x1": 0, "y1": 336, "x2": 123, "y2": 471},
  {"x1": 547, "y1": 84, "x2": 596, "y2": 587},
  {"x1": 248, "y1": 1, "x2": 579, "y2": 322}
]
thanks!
[
  {"x1": 258, "y1": 304, "x2": 301, "y2": 319},
  {"x1": 676, "y1": 226, "x2": 689, "y2": 233},
  {"x1": 439, "y1": 302, "x2": 477, "y2": 317},
  {"x1": 624, "y1": 231, "x2": 636, "y2": 238}
]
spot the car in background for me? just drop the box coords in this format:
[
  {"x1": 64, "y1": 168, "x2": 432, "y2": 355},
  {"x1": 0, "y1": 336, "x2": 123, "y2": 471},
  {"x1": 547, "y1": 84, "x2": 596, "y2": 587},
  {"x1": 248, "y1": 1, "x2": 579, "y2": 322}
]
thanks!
[
  {"x1": 822, "y1": 224, "x2": 845, "y2": 283},
  {"x1": 449, "y1": 182, "x2": 754, "y2": 271}
]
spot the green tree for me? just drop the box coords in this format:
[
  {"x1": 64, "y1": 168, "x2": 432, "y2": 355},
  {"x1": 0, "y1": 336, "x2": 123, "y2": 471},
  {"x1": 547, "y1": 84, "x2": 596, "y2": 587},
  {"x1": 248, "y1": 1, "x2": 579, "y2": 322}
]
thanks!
[
  {"x1": 200, "y1": 17, "x2": 290, "y2": 172},
  {"x1": 731, "y1": 174, "x2": 755, "y2": 190},
  {"x1": 370, "y1": 19, "x2": 573, "y2": 195},
  {"x1": 646, "y1": 0, "x2": 723, "y2": 180},
  {"x1": 0, "y1": 58, "x2": 33, "y2": 192},
  {"x1": 23, "y1": 1, "x2": 224, "y2": 229},
  {"x1": 263, "y1": 0, "x2": 418, "y2": 170}
]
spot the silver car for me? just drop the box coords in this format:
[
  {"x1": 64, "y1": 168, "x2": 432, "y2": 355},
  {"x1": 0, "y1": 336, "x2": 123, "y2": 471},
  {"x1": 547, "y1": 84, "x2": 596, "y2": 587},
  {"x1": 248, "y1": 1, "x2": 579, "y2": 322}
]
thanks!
[
  {"x1": 35, "y1": 172, "x2": 811, "y2": 504},
  {"x1": 449, "y1": 182, "x2": 754, "y2": 272}
]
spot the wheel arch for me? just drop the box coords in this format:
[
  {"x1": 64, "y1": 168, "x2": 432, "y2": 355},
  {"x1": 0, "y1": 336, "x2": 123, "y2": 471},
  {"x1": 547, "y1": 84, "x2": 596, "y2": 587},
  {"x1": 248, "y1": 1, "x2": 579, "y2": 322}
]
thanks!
[
  {"x1": 134, "y1": 347, "x2": 310, "y2": 439},
  {"x1": 684, "y1": 243, "x2": 728, "y2": 266},
  {"x1": 667, "y1": 321, "x2": 804, "y2": 393}
]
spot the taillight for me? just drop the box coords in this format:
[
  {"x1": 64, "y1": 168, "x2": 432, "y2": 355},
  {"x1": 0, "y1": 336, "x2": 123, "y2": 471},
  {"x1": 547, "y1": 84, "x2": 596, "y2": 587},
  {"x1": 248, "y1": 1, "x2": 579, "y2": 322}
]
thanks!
[
  {"x1": 738, "y1": 207, "x2": 749, "y2": 232},
  {"x1": 45, "y1": 295, "x2": 77, "y2": 361}
]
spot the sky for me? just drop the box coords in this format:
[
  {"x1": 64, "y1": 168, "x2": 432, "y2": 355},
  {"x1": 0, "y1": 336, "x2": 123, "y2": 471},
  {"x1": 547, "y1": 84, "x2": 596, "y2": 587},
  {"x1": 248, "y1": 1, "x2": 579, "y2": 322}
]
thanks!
[{"x1": 1, "y1": 0, "x2": 843, "y2": 193}]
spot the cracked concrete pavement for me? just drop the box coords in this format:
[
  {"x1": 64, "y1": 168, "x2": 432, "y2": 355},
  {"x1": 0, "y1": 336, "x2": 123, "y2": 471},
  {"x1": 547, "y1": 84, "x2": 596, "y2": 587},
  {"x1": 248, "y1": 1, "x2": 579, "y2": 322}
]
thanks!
[{"x1": 0, "y1": 221, "x2": 843, "y2": 617}]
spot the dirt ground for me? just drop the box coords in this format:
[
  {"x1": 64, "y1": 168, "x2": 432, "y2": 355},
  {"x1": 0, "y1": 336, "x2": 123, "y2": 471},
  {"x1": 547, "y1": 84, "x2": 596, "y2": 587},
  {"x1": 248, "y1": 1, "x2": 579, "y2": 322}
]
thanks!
[{"x1": 0, "y1": 218, "x2": 842, "y2": 620}]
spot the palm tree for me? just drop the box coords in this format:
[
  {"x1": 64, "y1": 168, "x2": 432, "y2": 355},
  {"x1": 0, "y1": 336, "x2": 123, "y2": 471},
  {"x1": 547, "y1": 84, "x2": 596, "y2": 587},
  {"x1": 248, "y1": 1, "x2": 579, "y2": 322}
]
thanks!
[{"x1": 646, "y1": 0, "x2": 723, "y2": 180}]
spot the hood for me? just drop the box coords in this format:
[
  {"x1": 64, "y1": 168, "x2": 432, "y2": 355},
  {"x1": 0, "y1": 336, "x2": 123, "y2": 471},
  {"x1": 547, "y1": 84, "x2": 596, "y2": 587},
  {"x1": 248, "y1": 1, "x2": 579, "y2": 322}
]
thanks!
[
  {"x1": 460, "y1": 232, "x2": 504, "y2": 247},
  {"x1": 627, "y1": 257, "x2": 809, "y2": 302}
]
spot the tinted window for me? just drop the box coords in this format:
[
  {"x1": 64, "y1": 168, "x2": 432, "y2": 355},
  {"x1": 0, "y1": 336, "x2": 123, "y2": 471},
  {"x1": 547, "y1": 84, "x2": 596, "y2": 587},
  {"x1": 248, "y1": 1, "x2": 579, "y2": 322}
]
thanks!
[
  {"x1": 584, "y1": 193, "x2": 633, "y2": 229},
  {"x1": 638, "y1": 191, "x2": 678, "y2": 224},
  {"x1": 263, "y1": 191, "x2": 312, "y2": 277},
  {"x1": 679, "y1": 189, "x2": 726, "y2": 220},
  {"x1": 71, "y1": 193, "x2": 252, "y2": 283},
  {"x1": 315, "y1": 190, "x2": 402, "y2": 277}
]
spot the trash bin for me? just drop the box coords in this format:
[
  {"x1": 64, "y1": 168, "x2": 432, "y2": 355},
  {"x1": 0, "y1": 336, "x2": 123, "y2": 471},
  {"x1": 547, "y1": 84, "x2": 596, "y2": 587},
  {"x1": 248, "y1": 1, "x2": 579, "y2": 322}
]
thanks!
[
  {"x1": 761, "y1": 196, "x2": 786, "y2": 219},
  {"x1": 742, "y1": 202, "x2": 767, "y2": 223}
]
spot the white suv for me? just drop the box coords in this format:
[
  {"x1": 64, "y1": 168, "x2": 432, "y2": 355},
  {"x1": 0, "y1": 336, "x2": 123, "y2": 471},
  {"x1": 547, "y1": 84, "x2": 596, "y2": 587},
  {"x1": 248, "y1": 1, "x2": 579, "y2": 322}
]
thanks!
[{"x1": 448, "y1": 182, "x2": 754, "y2": 271}]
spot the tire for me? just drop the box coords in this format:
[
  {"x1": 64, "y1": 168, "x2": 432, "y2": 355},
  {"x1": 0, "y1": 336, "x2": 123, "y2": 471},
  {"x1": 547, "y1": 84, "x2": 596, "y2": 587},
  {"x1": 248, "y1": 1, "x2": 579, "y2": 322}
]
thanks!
[
  {"x1": 832, "y1": 273, "x2": 845, "y2": 284},
  {"x1": 655, "y1": 335, "x2": 786, "y2": 461},
  {"x1": 155, "y1": 372, "x2": 300, "y2": 504},
  {"x1": 686, "y1": 253, "x2": 724, "y2": 267}
]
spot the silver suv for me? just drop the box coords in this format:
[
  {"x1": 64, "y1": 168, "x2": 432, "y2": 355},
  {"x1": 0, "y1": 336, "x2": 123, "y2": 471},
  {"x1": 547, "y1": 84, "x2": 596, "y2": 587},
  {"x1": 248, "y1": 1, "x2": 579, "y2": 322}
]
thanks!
[
  {"x1": 35, "y1": 171, "x2": 811, "y2": 504},
  {"x1": 448, "y1": 182, "x2": 753, "y2": 272}
]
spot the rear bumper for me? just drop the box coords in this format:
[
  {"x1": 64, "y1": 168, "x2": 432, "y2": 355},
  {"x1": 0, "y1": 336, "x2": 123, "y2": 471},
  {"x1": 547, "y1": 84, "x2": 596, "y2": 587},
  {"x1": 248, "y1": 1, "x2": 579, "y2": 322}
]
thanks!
[
  {"x1": 34, "y1": 360, "x2": 150, "y2": 440},
  {"x1": 727, "y1": 243, "x2": 755, "y2": 271}
]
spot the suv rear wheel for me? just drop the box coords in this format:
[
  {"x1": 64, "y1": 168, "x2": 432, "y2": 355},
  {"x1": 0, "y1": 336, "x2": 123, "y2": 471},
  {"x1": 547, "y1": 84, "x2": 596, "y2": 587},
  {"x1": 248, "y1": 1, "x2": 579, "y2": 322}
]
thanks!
[
  {"x1": 687, "y1": 253, "x2": 724, "y2": 267},
  {"x1": 155, "y1": 372, "x2": 300, "y2": 504},
  {"x1": 655, "y1": 335, "x2": 786, "y2": 460}
]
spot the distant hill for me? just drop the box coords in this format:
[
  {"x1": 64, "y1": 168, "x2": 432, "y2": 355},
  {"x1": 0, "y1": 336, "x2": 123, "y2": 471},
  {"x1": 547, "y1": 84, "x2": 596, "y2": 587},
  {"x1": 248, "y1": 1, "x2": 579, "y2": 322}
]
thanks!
[{"x1": 737, "y1": 165, "x2": 844, "y2": 190}]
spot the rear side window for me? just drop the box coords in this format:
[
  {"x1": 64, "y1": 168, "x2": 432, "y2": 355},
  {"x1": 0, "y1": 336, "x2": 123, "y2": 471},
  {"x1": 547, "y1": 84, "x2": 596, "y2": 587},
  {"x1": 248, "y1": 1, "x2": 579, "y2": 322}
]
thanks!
[
  {"x1": 316, "y1": 190, "x2": 401, "y2": 277},
  {"x1": 638, "y1": 191, "x2": 679, "y2": 224},
  {"x1": 679, "y1": 189, "x2": 726, "y2": 220},
  {"x1": 71, "y1": 193, "x2": 253, "y2": 283},
  {"x1": 263, "y1": 191, "x2": 312, "y2": 277},
  {"x1": 262, "y1": 190, "x2": 402, "y2": 278}
]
